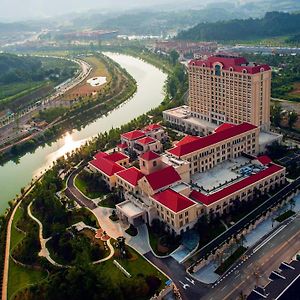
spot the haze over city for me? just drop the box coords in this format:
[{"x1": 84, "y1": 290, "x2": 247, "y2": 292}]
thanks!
[{"x1": 0, "y1": 1, "x2": 299, "y2": 300}]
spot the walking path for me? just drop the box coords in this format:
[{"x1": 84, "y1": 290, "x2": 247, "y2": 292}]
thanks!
[
  {"x1": 127, "y1": 224, "x2": 151, "y2": 255},
  {"x1": 27, "y1": 202, "x2": 66, "y2": 268},
  {"x1": 1, "y1": 176, "x2": 43, "y2": 300},
  {"x1": 92, "y1": 239, "x2": 115, "y2": 264}
]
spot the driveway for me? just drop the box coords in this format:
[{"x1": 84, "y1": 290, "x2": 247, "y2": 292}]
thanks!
[
  {"x1": 144, "y1": 252, "x2": 209, "y2": 300},
  {"x1": 127, "y1": 224, "x2": 151, "y2": 255}
]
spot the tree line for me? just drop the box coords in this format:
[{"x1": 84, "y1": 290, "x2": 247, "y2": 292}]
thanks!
[
  {"x1": 177, "y1": 11, "x2": 300, "y2": 42},
  {"x1": 0, "y1": 53, "x2": 77, "y2": 85}
]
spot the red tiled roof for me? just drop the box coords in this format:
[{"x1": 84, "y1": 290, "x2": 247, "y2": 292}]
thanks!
[
  {"x1": 175, "y1": 135, "x2": 201, "y2": 147},
  {"x1": 89, "y1": 158, "x2": 125, "y2": 176},
  {"x1": 121, "y1": 130, "x2": 145, "y2": 141},
  {"x1": 105, "y1": 152, "x2": 128, "y2": 162},
  {"x1": 153, "y1": 189, "x2": 196, "y2": 213},
  {"x1": 256, "y1": 155, "x2": 272, "y2": 165},
  {"x1": 140, "y1": 151, "x2": 160, "y2": 161},
  {"x1": 116, "y1": 167, "x2": 144, "y2": 187},
  {"x1": 117, "y1": 142, "x2": 128, "y2": 149},
  {"x1": 189, "y1": 55, "x2": 271, "y2": 74},
  {"x1": 136, "y1": 136, "x2": 157, "y2": 145},
  {"x1": 168, "y1": 122, "x2": 257, "y2": 157},
  {"x1": 94, "y1": 151, "x2": 128, "y2": 162},
  {"x1": 214, "y1": 123, "x2": 236, "y2": 133},
  {"x1": 145, "y1": 166, "x2": 181, "y2": 191},
  {"x1": 144, "y1": 124, "x2": 161, "y2": 131},
  {"x1": 190, "y1": 164, "x2": 284, "y2": 206},
  {"x1": 94, "y1": 152, "x2": 108, "y2": 160}
]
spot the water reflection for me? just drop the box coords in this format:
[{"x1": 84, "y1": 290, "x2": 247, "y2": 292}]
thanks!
[
  {"x1": 0, "y1": 53, "x2": 166, "y2": 213},
  {"x1": 33, "y1": 132, "x2": 86, "y2": 177}
]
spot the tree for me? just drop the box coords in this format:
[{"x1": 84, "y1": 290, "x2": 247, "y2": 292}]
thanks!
[
  {"x1": 271, "y1": 104, "x2": 283, "y2": 127},
  {"x1": 288, "y1": 111, "x2": 298, "y2": 128},
  {"x1": 169, "y1": 50, "x2": 179, "y2": 65}
]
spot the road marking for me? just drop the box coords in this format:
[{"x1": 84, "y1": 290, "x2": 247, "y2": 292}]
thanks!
[
  {"x1": 179, "y1": 281, "x2": 190, "y2": 290},
  {"x1": 221, "y1": 285, "x2": 228, "y2": 291},
  {"x1": 185, "y1": 277, "x2": 195, "y2": 285},
  {"x1": 234, "y1": 274, "x2": 241, "y2": 279},
  {"x1": 253, "y1": 225, "x2": 287, "y2": 253}
]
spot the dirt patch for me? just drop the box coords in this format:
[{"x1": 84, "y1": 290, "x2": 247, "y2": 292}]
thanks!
[{"x1": 63, "y1": 56, "x2": 111, "y2": 101}]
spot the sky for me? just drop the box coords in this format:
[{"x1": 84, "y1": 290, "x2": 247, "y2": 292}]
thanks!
[{"x1": 0, "y1": 0, "x2": 218, "y2": 22}]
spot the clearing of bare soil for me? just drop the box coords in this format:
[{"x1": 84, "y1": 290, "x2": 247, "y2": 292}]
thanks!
[{"x1": 62, "y1": 56, "x2": 111, "y2": 100}]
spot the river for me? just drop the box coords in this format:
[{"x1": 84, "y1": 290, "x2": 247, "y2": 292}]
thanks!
[{"x1": 0, "y1": 53, "x2": 167, "y2": 214}]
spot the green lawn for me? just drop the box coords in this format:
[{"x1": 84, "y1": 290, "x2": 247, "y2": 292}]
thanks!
[
  {"x1": 275, "y1": 210, "x2": 295, "y2": 223},
  {"x1": 74, "y1": 174, "x2": 104, "y2": 199},
  {"x1": 99, "y1": 196, "x2": 118, "y2": 208},
  {"x1": 7, "y1": 260, "x2": 47, "y2": 300},
  {"x1": 0, "y1": 82, "x2": 43, "y2": 101},
  {"x1": 215, "y1": 246, "x2": 247, "y2": 275},
  {"x1": 147, "y1": 226, "x2": 180, "y2": 256},
  {"x1": 7, "y1": 207, "x2": 47, "y2": 300},
  {"x1": 98, "y1": 246, "x2": 167, "y2": 292}
]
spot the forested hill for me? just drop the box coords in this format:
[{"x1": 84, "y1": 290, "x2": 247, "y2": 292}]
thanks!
[
  {"x1": 0, "y1": 53, "x2": 77, "y2": 84},
  {"x1": 0, "y1": 54, "x2": 43, "y2": 84},
  {"x1": 176, "y1": 12, "x2": 300, "y2": 42}
]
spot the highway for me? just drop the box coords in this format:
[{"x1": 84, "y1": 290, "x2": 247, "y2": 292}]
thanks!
[{"x1": 202, "y1": 213, "x2": 300, "y2": 300}]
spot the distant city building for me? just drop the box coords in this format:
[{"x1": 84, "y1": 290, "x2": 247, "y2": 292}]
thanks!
[
  {"x1": 61, "y1": 30, "x2": 118, "y2": 41},
  {"x1": 154, "y1": 41, "x2": 218, "y2": 59}
]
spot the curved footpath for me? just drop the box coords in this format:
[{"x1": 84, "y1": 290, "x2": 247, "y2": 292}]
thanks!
[
  {"x1": 27, "y1": 202, "x2": 66, "y2": 268},
  {"x1": 65, "y1": 166, "x2": 208, "y2": 300},
  {"x1": 1, "y1": 177, "x2": 43, "y2": 300}
]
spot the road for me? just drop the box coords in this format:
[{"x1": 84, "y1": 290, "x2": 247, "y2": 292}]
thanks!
[
  {"x1": 188, "y1": 177, "x2": 300, "y2": 266},
  {"x1": 202, "y1": 214, "x2": 300, "y2": 300},
  {"x1": 0, "y1": 57, "x2": 91, "y2": 133},
  {"x1": 1, "y1": 176, "x2": 43, "y2": 300},
  {"x1": 65, "y1": 166, "x2": 97, "y2": 209},
  {"x1": 65, "y1": 165, "x2": 300, "y2": 300},
  {"x1": 145, "y1": 252, "x2": 209, "y2": 300}
]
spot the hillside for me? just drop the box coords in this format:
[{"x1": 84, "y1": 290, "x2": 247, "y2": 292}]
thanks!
[{"x1": 177, "y1": 11, "x2": 300, "y2": 42}]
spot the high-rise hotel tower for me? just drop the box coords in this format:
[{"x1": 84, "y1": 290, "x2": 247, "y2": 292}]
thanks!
[{"x1": 188, "y1": 54, "x2": 271, "y2": 130}]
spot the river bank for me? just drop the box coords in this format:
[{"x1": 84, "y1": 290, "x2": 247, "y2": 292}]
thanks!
[{"x1": 0, "y1": 52, "x2": 167, "y2": 214}]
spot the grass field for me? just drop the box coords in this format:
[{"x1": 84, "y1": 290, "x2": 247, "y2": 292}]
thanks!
[
  {"x1": 74, "y1": 174, "x2": 104, "y2": 199},
  {"x1": 98, "y1": 246, "x2": 167, "y2": 292},
  {"x1": 7, "y1": 207, "x2": 47, "y2": 300},
  {"x1": 0, "y1": 82, "x2": 44, "y2": 101},
  {"x1": 275, "y1": 210, "x2": 295, "y2": 222},
  {"x1": 63, "y1": 55, "x2": 111, "y2": 101}
]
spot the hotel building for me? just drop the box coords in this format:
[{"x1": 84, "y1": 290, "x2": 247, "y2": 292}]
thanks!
[
  {"x1": 164, "y1": 54, "x2": 273, "y2": 134},
  {"x1": 88, "y1": 124, "x2": 286, "y2": 235}
]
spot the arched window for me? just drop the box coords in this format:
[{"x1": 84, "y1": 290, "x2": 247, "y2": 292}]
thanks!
[
  {"x1": 229, "y1": 67, "x2": 233, "y2": 72},
  {"x1": 215, "y1": 64, "x2": 221, "y2": 76},
  {"x1": 242, "y1": 69, "x2": 247, "y2": 74},
  {"x1": 202, "y1": 63, "x2": 206, "y2": 67},
  {"x1": 260, "y1": 67, "x2": 265, "y2": 72}
]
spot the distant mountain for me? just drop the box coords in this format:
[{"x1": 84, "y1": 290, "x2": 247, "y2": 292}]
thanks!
[
  {"x1": 176, "y1": 11, "x2": 300, "y2": 41},
  {"x1": 94, "y1": 8, "x2": 245, "y2": 35}
]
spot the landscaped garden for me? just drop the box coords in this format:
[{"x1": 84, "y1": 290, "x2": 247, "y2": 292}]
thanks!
[
  {"x1": 215, "y1": 246, "x2": 247, "y2": 275},
  {"x1": 74, "y1": 169, "x2": 108, "y2": 199},
  {"x1": 148, "y1": 219, "x2": 181, "y2": 256},
  {"x1": 275, "y1": 209, "x2": 296, "y2": 222},
  {"x1": 7, "y1": 207, "x2": 47, "y2": 300}
]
